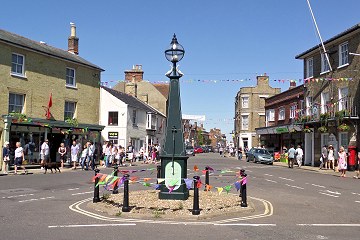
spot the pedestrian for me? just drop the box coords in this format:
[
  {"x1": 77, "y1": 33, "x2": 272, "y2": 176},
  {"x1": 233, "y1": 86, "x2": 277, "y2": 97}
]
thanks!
[
  {"x1": 319, "y1": 145, "x2": 328, "y2": 170},
  {"x1": 327, "y1": 145, "x2": 335, "y2": 170},
  {"x1": 338, "y1": 146, "x2": 347, "y2": 177},
  {"x1": 88, "y1": 141, "x2": 95, "y2": 170},
  {"x1": 119, "y1": 146, "x2": 125, "y2": 166},
  {"x1": 40, "y1": 139, "x2": 50, "y2": 169},
  {"x1": 354, "y1": 151, "x2": 360, "y2": 179},
  {"x1": 295, "y1": 145, "x2": 304, "y2": 168},
  {"x1": 287, "y1": 144, "x2": 296, "y2": 168},
  {"x1": 14, "y1": 142, "x2": 27, "y2": 175},
  {"x1": 151, "y1": 148, "x2": 157, "y2": 164},
  {"x1": 58, "y1": 142, "x2": 66, "y2": 169},
  {"x1": 104, "y1": 142, "x2": 112, "y2": 167},
  {"x1": 80, "y1": 144, "x2": 89, "y2": 170},
  {"x1": 2, "y1": 141, "x2": 10, "y2": 174},
  {"x1": 219, "y1": 146, "x2": 224, "y2": 157},
  {"x1": 127, "y1": 142, "x2": 134, "y2": 166},
  {"x1": 71, "y1": 140, "x2": 79, "y2": 170}
]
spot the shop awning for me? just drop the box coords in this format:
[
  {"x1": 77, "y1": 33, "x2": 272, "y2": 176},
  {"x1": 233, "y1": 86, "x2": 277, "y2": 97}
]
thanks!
[{"x1": 256, "y1": 124, "x2": 303, "y2": 135}]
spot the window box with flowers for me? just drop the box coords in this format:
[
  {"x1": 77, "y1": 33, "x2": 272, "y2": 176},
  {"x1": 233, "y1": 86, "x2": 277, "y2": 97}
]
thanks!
[
  {"x1": 318, "y1": 126, "x2": 328, "y2": 133},
  {"x1": 303, "y1": 126, "x2": 312, "y2": 133},
  {"x1": 337, "y1": 123, "x2": 350, "y2": 132}
]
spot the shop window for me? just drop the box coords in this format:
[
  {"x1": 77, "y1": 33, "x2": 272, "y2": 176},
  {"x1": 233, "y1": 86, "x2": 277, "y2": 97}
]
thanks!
[
  {"x1": 64, "y1": 101, "x2": 76, "y2": 120},
  {"x1": 9, "y1": 93, "x2": 25, "y2": 113},
  {"x1": 108, "y1": 111, "x2": 118, "y2": 126}
]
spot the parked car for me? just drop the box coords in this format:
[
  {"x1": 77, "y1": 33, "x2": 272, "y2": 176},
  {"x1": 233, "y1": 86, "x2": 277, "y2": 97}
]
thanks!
[
  {"x1": 185, "y1": 146, "x2": 195, "y2": 156},
  {"x1": 246, "y1": 147, "x2": 274, "y2": 165},
  {"x1": 207, "y1": 146, "x2": 213, "y2": 152},
  {"x1": 194, "y1": 147, "x2": 203, "y2": 154},
  {"x1": 201, "y1": 146, "x2": 208, "y2": 153}
]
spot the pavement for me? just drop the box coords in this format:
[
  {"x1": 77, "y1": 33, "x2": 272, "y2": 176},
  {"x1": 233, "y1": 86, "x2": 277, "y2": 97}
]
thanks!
[{"x1": 1, "y1": 153, "x2": 360, "y2": 240}]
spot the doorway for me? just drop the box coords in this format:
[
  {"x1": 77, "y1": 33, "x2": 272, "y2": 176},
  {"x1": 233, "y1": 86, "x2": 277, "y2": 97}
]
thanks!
[{"x1": 304, "y1": 130, "x2": 314, "y2": 166}]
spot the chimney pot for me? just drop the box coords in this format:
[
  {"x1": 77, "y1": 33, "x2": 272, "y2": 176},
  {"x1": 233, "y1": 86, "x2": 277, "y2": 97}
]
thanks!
[
  {"x1": 289, "y1": 80, "x2": 296, "y2": 89},
  {"x1": 125, "y1": 65, "x2": 144, "y2": 82},
  {"x1": 68, "y1": 22, "x2": 79, "y2": 55}
]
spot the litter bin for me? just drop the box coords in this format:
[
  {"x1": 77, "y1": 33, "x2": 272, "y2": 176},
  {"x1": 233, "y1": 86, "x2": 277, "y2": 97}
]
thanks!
[{"x1": 348, "y1": 146, "x2": 357, "y2": 171}]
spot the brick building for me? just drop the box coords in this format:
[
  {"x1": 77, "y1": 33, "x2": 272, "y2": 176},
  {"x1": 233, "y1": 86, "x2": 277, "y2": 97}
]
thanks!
[
  {"x1": 295, "y1": 23, "x2": 360, "y2": 168},
  {"x1": 256, "y1": 81, "x2": 304, "y2": 158},
  {"x1": 234, "y1": 75, "x2": 281, "y2": 150},
  {"x1": 0, "y1": 24, "x2": 104, "y2": 169},
  {"x1": 113, "y1": 65, "x2": 168, "y2": 116}
]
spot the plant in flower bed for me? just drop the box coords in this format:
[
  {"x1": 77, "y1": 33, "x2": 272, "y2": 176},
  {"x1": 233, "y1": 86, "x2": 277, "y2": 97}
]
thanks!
[
  {"x1": 303, "y1": 126, "x2": 312, "y2": 133},
  {"x1": 338, "y1": 123, "x2": 350, "y2": 132},
  {"x1": 318, "y1": 126, "x2": 328, "y2": 133}
]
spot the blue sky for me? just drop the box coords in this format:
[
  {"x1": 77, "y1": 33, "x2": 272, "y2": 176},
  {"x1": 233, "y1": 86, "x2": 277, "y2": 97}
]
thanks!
[{"x1": 1, "y1": 0, "x2": 359, "y2": 140}]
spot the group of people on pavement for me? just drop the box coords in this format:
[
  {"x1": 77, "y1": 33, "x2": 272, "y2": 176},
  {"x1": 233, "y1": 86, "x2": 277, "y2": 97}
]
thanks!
[
  {"x1": 320, "y1": 145, "x2": 348, "y2": 177},
  {"x1": 286, "y1": 144, "x2": 304, "y2": 169}
]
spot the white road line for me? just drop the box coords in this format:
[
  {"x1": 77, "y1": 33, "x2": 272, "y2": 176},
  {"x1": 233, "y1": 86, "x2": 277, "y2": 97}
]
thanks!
[
  {"x1": 278, "y1": 177, "x2": 294, "y2": 182},
  {"x1": 71, "y1": 191, "x2": 93, "y2": 196},
  {"x1": 351, "y1": 192, "x2": 360, "y2": 196},
  {"x1": 355, "y1": 201, "x2": 360, "y2": 204},
  {"x1": 325, "y1": 190, "x2": 341, "y2": 195},
  {"x1": 245, "y1": 170, "x2": 253, "y2": 173},
  {"x1": 265, "y1": 179, "x2": 277, "y2": 183},
  {"x1": 297, "y1": 224, "x2": 360, "y2": 227},
  {"x1": 285, "y1": 184, "x2": 304, "y2": 190},
  {"x1": 311, "y1": 184, "x2": 326, "y2": 188},
  {"x1": 2, "y1": 193, "x2": 34, "y2": 199},
  {"x1": 18, "y1": 196, "x2": 54, "y2": 203},
  {"x1": 319, "y1": 192, "x2": 339, "y2": 198},
  {"x1": 213, "y1": 223, "x2": 276, "y2": 226},
  {"x1": 67, "y1": 188, "x2": 80, "y2": 191},
  {"x1": 264, "y1": 174, "x2": 273, "y2": 177},
  {"x1": 48, "y1": 223, "x2": 136, "y2": 228}
]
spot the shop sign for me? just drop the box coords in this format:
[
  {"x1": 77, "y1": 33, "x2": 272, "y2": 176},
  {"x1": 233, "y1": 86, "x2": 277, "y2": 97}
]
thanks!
[
  {"x1": 276, "y1": 127, "x2": 288, "y2": 133},
  {"x1": 108, "y1": 132, "x2": 118, "y2": 140}
]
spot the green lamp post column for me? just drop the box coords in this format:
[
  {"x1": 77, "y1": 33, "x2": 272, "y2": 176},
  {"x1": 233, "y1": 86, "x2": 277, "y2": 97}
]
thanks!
[{"x1": 159, "y1": 34, "x2": 189, "y2": 200}]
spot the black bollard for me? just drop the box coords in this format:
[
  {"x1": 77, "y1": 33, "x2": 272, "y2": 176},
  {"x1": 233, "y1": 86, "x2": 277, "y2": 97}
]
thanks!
[
  {"x1": 204, "y1": 166, "x2": 209, "y2": 191},
  {"x1": 239, "y1": 169, "x2": 245, "y2": 197},
  {"x1": 93, "y1": 169, "x2": 101, "y2": 203},
  {"x1": 157, "y1": 165, "x2": 161, "y2": 184},
  {"x1": 240, "y1": 173, "x2": 248, "y2": 207},
  {"x1": 122, "y1": 174, "x2": 130, "y2": 212},
  {"x1": 112, "y1": 164, "x2": 119, "y2": 194},
  {"x1": 192, "y1": 176, "x2": 201, "y2": 215}
]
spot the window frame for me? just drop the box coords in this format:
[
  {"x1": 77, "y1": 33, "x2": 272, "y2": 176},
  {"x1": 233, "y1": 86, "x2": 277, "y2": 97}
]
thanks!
[
  {"x1": 241, "y1": 96, "x2": 249, "y2": 108},
  {"x1": 132, "y1": 109, "x2": 137, "y2": 127},
  {"x1": 108, "y1": 111, "x2": 119, "y2": 126},
  {"x1": 64, "y1": 101, "x2": 76, "y2": 120},
  {"x1": 278, "y1": 107, "x2": 285, "y2": 121},
  {"x1": 339, "y1": 132, "x2": 349, "y2": 151},
  {"x1": 338, "y1": 42, "x2": 349, "y2": 68},
  {"x1": 266, "y1": 109, "x2": 275, "y2": 122},
  {"x1": 321, "y1": 52, "x2": 330, "y2": 74},
  {"x1": 338, "y1": 87, "x2": 349, "y2": 111},
  {"x1": 290, "y1": 104, "x2": 297, "y2": 119},
  {"x1": 66, "y1": 67, "x2": 76, "y2": 87},
  {"x1": 321, "y1": 92, "x2": 330, "y2": 114},
  {"x1": 11, "y1": 53, "x2": 25, "y2": 77},
  {"x1": 306, "y1": 96, "x2": 313, "y2": 116},
  {"x1": 241, "y1": 115, "x2": 249, "y2": 130},
  {"x1": 8, "y1": 93, "x2": 25, "y2": 113},
  {"x1": 306, "y1": 57, "x2": 314, "y2": 78}
]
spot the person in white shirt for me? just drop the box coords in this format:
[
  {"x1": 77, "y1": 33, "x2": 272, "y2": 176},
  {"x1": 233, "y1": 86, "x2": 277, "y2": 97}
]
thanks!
[
  {"x1": 80, "y1": 144, "x2": 89, "y2": 170},
  {"x1": 295, "y1": 145, "x2": 304, "y2": 168},
  {"x1": 14, "y1": 142, "x2": 27, "y2": 174},
  {"x1": 71, "y1": 141, "x2": 80, "y2": 170},
  {"x1": 87, "y1": 141, "x2": 95, "y2": 170},
  {"x1": 41, "y1": 139, "x2": 50, "y2": 169}
]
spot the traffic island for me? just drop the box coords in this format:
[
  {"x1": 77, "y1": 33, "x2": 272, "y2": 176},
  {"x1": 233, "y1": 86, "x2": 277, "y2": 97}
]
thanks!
[{"x1": 87, "y1": 190, "x2": 255, "y2": 220}]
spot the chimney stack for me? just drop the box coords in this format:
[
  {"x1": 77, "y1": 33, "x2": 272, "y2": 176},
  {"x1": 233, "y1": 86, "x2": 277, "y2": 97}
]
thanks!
[
  {"x1": 289, "y1": 80, "x2": 296, "y2": 89},
  {"x1": 68, "y1": 22, "x2": 79, "y2": 55},
  {"x1": 125, "y1": 65, "x2": 144, "y2": 82},
  {"x1": 256, "y1": 74, "x2": 269, "y2": 86}
]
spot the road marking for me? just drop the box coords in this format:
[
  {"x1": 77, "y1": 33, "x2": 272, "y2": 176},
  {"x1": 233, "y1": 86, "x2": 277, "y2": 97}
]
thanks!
[
  {"x1": 355, "y1": 201, "x2": 360, "y2": 204},
  {"x1": 213, "y1": 223, "x2": 276, "y2": 226},
  {"x1": 311, "y1": 184, "x2": 326, "y2": 188},
  {"x1": 67, "y1": 188, "x2": 80, "y2": 191},
  {"x1": 285, "y1": 184, "x2": 304, "y2": 190},
  {"x1": 297, "y1": 224, "x2": 360, "y2": 227},
  {"x1": 18, "y1": 196, "x2": 54, "y2": 203},
  {"x1": 48, "y1": 223, "x2": 136, "y2": 228},
  {"x1": 71, "y1": 191, "x2": 93, "y2": 196},
  {"x1": 318, "y1": 192, "x2": 339, "y2": 198},
  {"x1": 265, "y1": 179, "x2": 277, "y2": 183},
  {"x1": 351, "y1": 192, "x2": 360, "y2": 196},
  {"x1": 278, "y1": 177, "x2": 294, "y2": 182},
  {"x1": 2, "y1": 193, "x2": 34, "y2": 199},
  {"x1": 324, "y1": 190, "x2": 341, "y2": 195},
  {"x1": 264, "y1": 174, "x2": 273, "y2": 177},
  {"x1": 245, "y1": 170, "x2": 253, "y2": 173}
]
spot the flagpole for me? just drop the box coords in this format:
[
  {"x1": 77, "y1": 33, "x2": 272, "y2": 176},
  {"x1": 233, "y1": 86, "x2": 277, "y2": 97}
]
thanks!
[{"x1": 306, "y1": 0, "x2": 332, "y2": 71}]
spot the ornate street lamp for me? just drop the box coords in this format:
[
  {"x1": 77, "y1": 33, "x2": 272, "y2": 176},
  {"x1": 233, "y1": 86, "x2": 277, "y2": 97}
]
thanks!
[{"x1": 159, "y1": 34, "x2": 189, "y2": 200}]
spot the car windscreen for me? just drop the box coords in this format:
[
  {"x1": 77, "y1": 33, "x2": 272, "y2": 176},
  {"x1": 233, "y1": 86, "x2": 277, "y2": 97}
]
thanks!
[{"x1": 255, "y1": 149, "x2": 270, "y2": 155}]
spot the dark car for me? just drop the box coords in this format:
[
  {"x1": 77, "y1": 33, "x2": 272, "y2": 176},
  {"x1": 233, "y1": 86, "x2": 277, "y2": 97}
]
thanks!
[
  {"x1": 207, "y1": 146, "x2": 213, "y2": 152},
  {"x1": 246, "y1": 147, "x2": 274, "y2": 165},
  {"x1": 194, "y1": 147, "x2": 203, "y2": 154},
  {"x1": 186, "y1": 146, "x2": 195, "y2": 156}
]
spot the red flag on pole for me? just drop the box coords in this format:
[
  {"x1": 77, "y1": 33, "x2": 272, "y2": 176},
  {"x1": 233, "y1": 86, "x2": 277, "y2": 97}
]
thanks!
[{"x1": 45, "y1": 93, "x2": 52, "y2": 120}]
